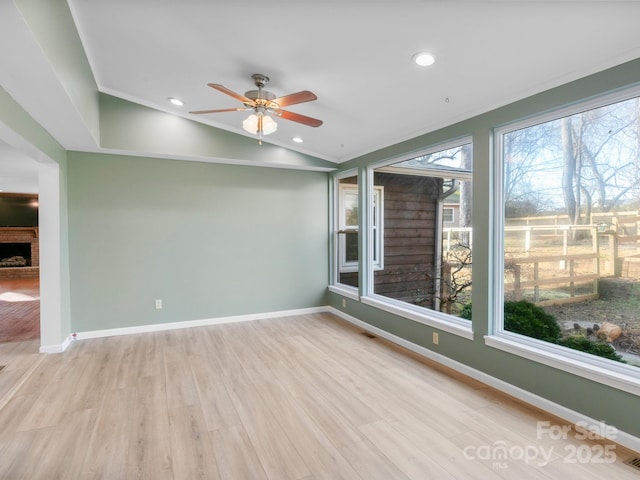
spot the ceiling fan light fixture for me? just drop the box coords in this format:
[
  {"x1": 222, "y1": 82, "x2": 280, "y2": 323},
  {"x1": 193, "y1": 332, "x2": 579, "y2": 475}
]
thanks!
[
  {"x1": 242, "y1": 113, "x2": 277, "y2": 136},
  {"x1": 413, "y1": 52, "x2": 435, "y2": 67},
  {"x1": 261, "y1": 115, "x2": 277, "y2": 135}
]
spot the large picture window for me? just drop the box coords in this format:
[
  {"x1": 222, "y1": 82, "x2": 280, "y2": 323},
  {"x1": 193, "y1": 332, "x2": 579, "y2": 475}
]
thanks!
[
  {"x1": 367, "y1": 141, "x2": 473, "y2": 324},
  {"x1": 494, "y1": 89, "x2": 640, "y2": 377}
]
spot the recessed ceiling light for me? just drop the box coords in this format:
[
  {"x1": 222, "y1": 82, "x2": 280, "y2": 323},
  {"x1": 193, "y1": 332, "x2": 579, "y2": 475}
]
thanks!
[
  {"x1": 413, "y1": 52, "x2": 435, "y2": 67},
  {"x1": 168, "y1": 97, "x2": 184, "y2": 106},
  {"x1": 292, "y1": 137, "x2": 303, "y2": 143}
]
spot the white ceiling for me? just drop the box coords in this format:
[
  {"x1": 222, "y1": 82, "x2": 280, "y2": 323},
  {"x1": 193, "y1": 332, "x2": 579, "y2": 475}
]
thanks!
[
  {"x1": 67, "y1": 1, "x2": 640, "y2": 162},
  {"x1": 2, "y1": 1, "x2": 640, "y2": 194}
]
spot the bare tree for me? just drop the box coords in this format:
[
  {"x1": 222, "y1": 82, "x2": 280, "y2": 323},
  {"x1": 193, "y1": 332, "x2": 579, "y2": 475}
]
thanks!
[
  {"x1": 438, "y1": 242, "x2": 473, "y2": 314},
  {"x1": 502, "y1": 96, "x2": 640, "y2": 231},
  {"x1": 503, "y1": 122, "x2": 558, "y2": 218},
  {"x1": 560, "y1": 100, "x2": 640, "y2": 230}
]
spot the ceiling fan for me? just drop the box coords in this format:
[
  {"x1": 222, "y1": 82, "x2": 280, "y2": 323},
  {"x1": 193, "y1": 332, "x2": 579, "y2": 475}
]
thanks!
[{"x1": 190, "y1": 73, "x2": 323, "y2": 143}]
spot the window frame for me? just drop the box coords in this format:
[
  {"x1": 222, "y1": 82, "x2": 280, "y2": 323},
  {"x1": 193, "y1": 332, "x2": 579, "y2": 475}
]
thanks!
[
  {"x1": 489, "y1": 85, "x2": 640, "y2": 396},
  {"x1": 362, "y1": 138, "x2": 475, "y2": 340},
  {"x1": 338, "y1": 184, "x2": 384, "y2": 273},
  {"x1": 443, "y1": 207, "x2": 455, "y2": 224},
  {"x1": 329, "y1": 170, "x2": 360, "y2": 300}
]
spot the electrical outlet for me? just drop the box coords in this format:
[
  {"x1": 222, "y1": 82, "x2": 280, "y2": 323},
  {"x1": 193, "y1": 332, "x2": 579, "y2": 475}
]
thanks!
[
  {"x1": 155, "y1": 299, "x2": 162, "y2": 309},
  {"x1": 342, "y1": 298, "x2": 346, "y2": 308},
  {"x1": 432, "y1": 332, "x2": 439, "y2": 345}
]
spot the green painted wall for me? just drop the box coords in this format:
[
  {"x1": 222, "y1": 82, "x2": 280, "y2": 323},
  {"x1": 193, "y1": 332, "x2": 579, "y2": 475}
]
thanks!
[
  {"x1": 67, "y1": 152, "x2": 329, "y2": 332},
  {"x1": 329, "y1": 57, "x2": 640, "y2": 438},
  {"x1": 99, "y1": 94, "x2": 337, "y2": 172}
]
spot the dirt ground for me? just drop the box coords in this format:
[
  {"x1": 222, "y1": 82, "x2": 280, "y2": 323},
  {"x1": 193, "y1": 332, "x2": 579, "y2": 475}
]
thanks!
[{"x1": 544, "y1": 296, "x2": 640, "y2": 358}]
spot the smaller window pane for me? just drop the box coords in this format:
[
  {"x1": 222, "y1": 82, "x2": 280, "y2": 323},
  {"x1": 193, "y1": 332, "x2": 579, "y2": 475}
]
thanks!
[
  {"x1": 443, "y1": 207, "x2": 454, "y2": 223},
  {"x1": 336, "y1": 177, "x2": 359, "y2": 287}
]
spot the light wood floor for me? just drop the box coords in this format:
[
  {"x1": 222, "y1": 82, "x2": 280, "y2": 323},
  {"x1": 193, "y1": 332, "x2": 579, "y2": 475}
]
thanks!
[{"x1": 0, "y1": 313, "x2": 637, "y2": 479}]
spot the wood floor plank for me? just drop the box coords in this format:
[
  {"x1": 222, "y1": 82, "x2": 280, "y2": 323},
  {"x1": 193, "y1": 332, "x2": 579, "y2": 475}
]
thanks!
[
  {"x1": 164, "y1": 354, "x2": 200, "y2": 410},
  {"x1": 242, "y1": 366, "x2": 364, "y2": 480},
  {"x1": 189, "y1": 353, "x2": 242, "y2": 432},
  {"x1": 16, "y1": 355, "x2": 81, "y2": 431},
  {"x1": 223, "y1": 370, "x2": 312, "y2": 480},
  {"x1": 212, "y1": 425, "x2": 270, "y2": 480},
  {"x1": 80, "y1": 385, "x2": 135, "y2": 480},
  {"x1": 0, "y1": 427, "x2": 55, "y2": 479},
  {"x1": 359, "y1": 420, "x2": 458, "y2": 479},
  {"x1": 339, "y1": 439, "x2": 412, "y2": 480},
  {"x1": 126, "y1": 374, "x2": 173, "y2": 480},
  {"x1": 168, "y1": 405, "x2": 221, "y2": 480},
  {"x1": 280, "y1": 334, "x2": 385, "y2": 426},
  {"x1": 27, "y1": 408, "x2": 97, "y2": 480},
  {"x1": 270, "y1": 363, "x2": 366, "y2": 448}
]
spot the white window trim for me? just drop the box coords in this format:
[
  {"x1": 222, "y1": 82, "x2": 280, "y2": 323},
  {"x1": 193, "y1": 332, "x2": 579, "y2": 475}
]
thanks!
[
  {"x1": 338, "y1": 184, "x2": 383, "y2": 273},
  {"x1": 328, "y1": 284, "x2": 360, "y2": 301},
  {"x1": 361, "y1": 294, "x2": 474, "y2": 339},
  {"x1": 488, "y1": 84, "x2": 640, "y2": 396},
  {"x1": 371, "y1": 185, "x2": 384, "y2": 271},
  {"x1": 485, "y1": 333, "x2": 640, "y2": 396},
  {"x1": 332, "y1": 170, "x2": 358, "y2": 288}
]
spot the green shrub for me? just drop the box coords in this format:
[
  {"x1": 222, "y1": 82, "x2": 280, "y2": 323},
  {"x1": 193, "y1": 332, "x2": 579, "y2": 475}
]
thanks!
[
  {"x1": 558, "y1": 336, "x2": 626, "y2": 363},
  {"x1": 459, "y1": 303, "x2": 472, "y2": 320},
  {"x1": 460, "y1": 300, "x2": 626, "y2": 363},
  {"x1": 460, "y1": 300, "x2": 561, "y2": 342},
  {"x1": 504, "y1": 300, "x2": 561, "y2": 343}
]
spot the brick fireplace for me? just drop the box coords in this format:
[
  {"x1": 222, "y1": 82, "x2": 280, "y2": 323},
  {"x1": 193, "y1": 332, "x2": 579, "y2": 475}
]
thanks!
[{"x1": 0, "y1": 227, "x2": 39, "y2": 279}]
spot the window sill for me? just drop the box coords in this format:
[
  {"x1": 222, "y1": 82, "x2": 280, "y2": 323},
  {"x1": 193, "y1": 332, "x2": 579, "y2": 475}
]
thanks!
[
  {"x1": 328, "y1": 284, "x2": 360, "y2": 301},
  {"x1": 361, "y1": 294, "x2": 474, "y2": 340},
  {"x1": 485, "y1": 333, "x2": 640, "y2": 396}
]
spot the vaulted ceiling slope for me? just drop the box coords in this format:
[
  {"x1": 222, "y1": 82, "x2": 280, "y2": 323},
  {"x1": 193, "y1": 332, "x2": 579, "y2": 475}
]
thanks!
[{"x1": 2, "y1": 0, "x2": 640, "y2": 179}]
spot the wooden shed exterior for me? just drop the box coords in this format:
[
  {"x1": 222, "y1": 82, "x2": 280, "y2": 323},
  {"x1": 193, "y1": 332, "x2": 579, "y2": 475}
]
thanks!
[{"x1": 373, "y1": 172, "x2": 441, "y2": 307}]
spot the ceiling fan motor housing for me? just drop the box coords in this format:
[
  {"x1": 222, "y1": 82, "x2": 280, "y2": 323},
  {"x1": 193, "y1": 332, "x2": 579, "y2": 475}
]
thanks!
[
  {"x1": 244, "y1": 89, "x2": 276, "y2": 102},
  {"x1": 245, "y1": 73, "x2": 276, "y2": 104}
]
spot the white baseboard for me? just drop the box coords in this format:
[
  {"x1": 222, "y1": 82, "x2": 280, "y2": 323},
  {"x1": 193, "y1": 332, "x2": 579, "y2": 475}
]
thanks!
[
  {"x1": 326, "y1": 306, "x2": 640, "y2": 454},
  {"x1": 39, "y1": 333, "x2": 74, "y2": 353},
  {"x1": 73, "y1": 306, "x2": 327, "y2": 341}
]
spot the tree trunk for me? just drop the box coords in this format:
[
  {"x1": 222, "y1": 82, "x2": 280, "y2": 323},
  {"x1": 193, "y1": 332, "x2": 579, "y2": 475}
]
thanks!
[
  {"x1": 561, "y1": 117, "x2": 577, "y2": 224},
  {"x1": 459, "y1": 144, "x2": 473, "y2": 246}
]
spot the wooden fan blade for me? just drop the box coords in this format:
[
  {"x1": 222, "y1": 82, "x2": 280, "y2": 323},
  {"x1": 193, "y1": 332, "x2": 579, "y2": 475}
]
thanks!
[
  {"x1": 189, "y1": 107, "x2": 249, "y2": 114},
  {"x1": 274, "y1": 109, "x2": 323, "y2": 127},
  {"x1": 207, "y1": 83, "x2": 252, "y2": 104},
  {"x1": 272, "y1": 90, "x2": 317, "y2": 108}
]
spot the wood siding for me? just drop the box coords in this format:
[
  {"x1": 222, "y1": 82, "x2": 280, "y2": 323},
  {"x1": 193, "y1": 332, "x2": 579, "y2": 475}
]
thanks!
[{"x1": 374, "y1": 173, "x2": 441, "y2": 307}]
